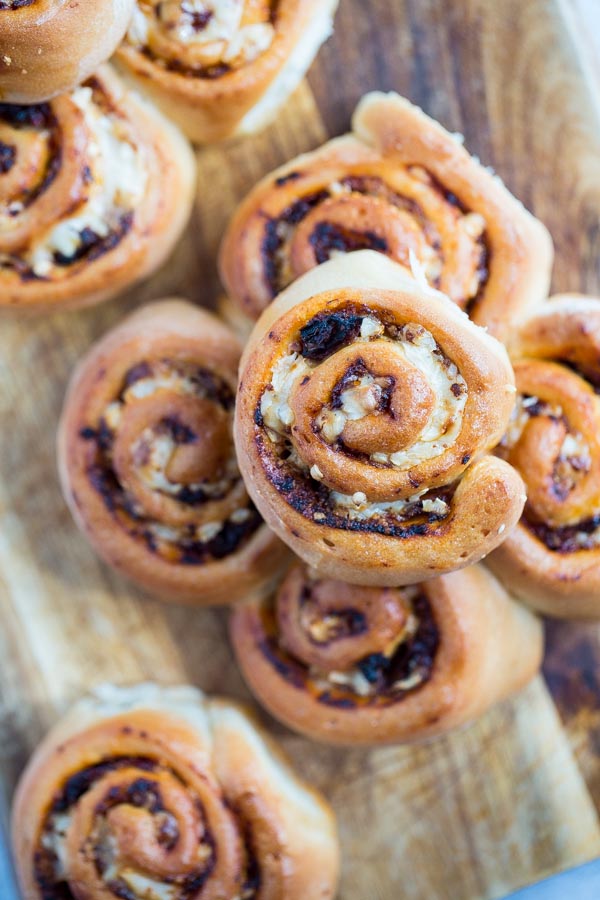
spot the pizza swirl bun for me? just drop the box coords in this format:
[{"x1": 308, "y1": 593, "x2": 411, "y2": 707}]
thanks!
[
  {"x1": 0, "y1": 0, "x2": 135, "y2": 103},
  {"x1": 234, "y1": 251, "x2": 526, "y2": 586},
  {"x1": 0, "y1": 65, "x2": 194, "y2": 312},
  {"x1": 219, "y1": 90, "x2": 553, "y2": 338},
  {"x1": 11, "y1": 683, "x2": 340, "y2": 900},
  {"x1": 231, "y1": 562, "x2": 543, "y2": 745},
  {"x1": 116, "y1": 0, "x2": 339, "y2": 143},
  {"x1": 58, "y1": 300, "x2": 289, "y2": 605},
  {"x1": 488, "y1": 295, "x2": 600, "y2": 618}
]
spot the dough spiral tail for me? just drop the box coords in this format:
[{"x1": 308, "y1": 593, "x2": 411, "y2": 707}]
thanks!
[
  {"x1": 58, "y1": 299, "x2": 288, "y2": 605},
  {"x1": 12, "y1": 683, "x2": 340, "y2": 899},
  {"x1": 234, "y1": 251, "x2": 526, "y2": 585},
  {"x1": 230, "y1": 562, "x2": 543, "y2": 744},
  {"x1": 489, "y1": 294, "x2": 600, "y2": 617}
]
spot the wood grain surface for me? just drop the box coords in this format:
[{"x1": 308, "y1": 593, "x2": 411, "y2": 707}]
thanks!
[{"x1": 2, "y1": 2, "x2": 600, "y2": 898}]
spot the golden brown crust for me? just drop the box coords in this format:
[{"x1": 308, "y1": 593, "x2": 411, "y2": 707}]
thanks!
[
  {"x1": 488, "y1": 294, "x2": 600, "y2": 618},
  {"x1": 219, "y1": 91, "x2": 553, "y2": 338},
  {"x1": 230, "y1": 563, "x2": 543, "y2": 745},
  {"x1": 0, "y1": 0, "x2": 135, "y2": 103},
  {"x1": 0, "y1": 65, "x2": 195, "y2": 313},
  {"x1": 235, "y1": 252, "x2": 526, "y2": 586},
  {"x1": 116, "y1": 0, "x2": 338, "y2": 143},
  {"x1": 58, "y1": 299, "x2": 289, "y2": 605},
  {"x1": 11, "y1": 683, "x2": 340, "y2": 899}
]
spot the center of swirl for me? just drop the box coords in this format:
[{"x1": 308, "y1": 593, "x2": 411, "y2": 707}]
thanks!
[
  {"x1": 259, "y1": 307, "x2": 468, "y2": 502},
  {"x1": 259, "y1": 564, "x2": 441, "y2": 705},
  {"x1": 81, "y1": 358, "x2": 262, "y2": 563},
  {"x1": 34, "y1": 754, "x2": 259, "y2": 900}
]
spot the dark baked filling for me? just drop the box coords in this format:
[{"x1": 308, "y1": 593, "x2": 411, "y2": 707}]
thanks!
[
  {"x1": 261, "y1": 173, "x2": 489, "y2": 311},
  {"x1": 502, "y1": 392, "x2": 599, "y2": 554},
  {"x1": 255, "y1": 303, "x2": 459, "y2": 534},
  {"x1": 257, "y1": 437, "x2": 454, "y2": 537},
  {"x1": 81, "y1": 360, "x2": 262, "y2": 565},
  {"x1": 258, "y1": 592, "x2": 440, "y2": 708},
  {"x1": 134, "y1": 0, "x2": 279, "y2": 77},
  {"x1": 526, "y1": 514, "x2": 600, "y2": 553},
  {"x1": 0, "y1": 103, "x2": 61, "y2": 207},
  {"x1": 33, "y1": 755, "x2": 260, "y2": 900},
  {"x1": 0, "y1": 0, "x2": 37, "y2": 8},
  {"x1": 0, "y1": 82, "x2": 137, "y2": 282}
]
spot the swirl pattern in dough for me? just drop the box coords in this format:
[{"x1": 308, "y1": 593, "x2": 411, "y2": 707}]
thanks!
[
  {"x1": 219, "y1": 91, "x2": 553, "y2": 338},
  {"x1": 231, "y1": 562, "x2": 543, "y2": 744},
  {"x1": 234, "y1": 251, "x2": 526, "y2": 585},
  {"x1": 11, "y1": 683, "x2": 340, "y2": 900},
  {"x1": 58, "y1": 300, "x2": 288, "y2": 604},
  {"x1": 117, "y1": 0, "x2": 339, "y2": 142},
  {"x1": 488, "y1": 295, "x2": 600, "y2": 617},
  {"x1": 0, "y1": 66, "x2": 195, "y2": 312}
]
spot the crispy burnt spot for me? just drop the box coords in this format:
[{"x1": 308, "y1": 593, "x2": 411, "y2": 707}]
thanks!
[
  {"x1": 258, "y1": 592, "x2": 440, "y2": 708},
  {"x1": 33, "y1": 756, "x2": 221, "y2": 900},
  {"x1": 79, "y1": 359, "x2": 262, "y2": 565}
]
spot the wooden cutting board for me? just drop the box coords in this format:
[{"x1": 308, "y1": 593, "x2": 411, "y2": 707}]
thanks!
[{"x1": 2, "y1": 1, "x2": 600, "y2": 897}]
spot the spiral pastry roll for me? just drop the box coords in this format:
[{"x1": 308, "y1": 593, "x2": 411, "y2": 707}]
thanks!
[
  {"x1": 116, "y1": 0, "x2": 339, "y2": 143},
  {"x1": 231, "y1": 562, "x2": 543, "y2": 745},
  {"x1": 488, "y1": 295, "x2": 600, "y2": 618},
  {"x1": 235, "y1": 251, "x2": 526, "y2": 586},
  {"x1": 220, "y1": 90, "x2": 553, "y2": 338},
  {"x1": 0, "y1": 1, "x2": 135, "y2": 103},
  {"x1": 0, "y1": 66, "x2": 195, "y2": 312},
  {"x1": 58, "y1": 300, "x2": 288, "y2": 604},
  {"x1": 12, "y1": 683, "x2": 340, "y2": 900}
]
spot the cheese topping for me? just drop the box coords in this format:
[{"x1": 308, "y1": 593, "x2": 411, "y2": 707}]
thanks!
[{"x1": 26, "y1": 86, "x2": 146, "y2": 278}]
